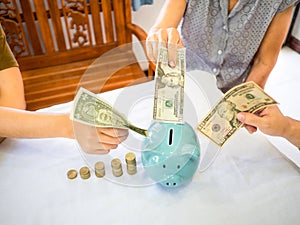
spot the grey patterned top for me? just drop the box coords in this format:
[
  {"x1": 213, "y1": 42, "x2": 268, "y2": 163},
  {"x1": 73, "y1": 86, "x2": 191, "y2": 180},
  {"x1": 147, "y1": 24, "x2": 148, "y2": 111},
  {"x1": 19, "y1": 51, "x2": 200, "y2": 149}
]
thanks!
[{"x1": 181, "y1": 0, "x2": 298, "y2": 92}]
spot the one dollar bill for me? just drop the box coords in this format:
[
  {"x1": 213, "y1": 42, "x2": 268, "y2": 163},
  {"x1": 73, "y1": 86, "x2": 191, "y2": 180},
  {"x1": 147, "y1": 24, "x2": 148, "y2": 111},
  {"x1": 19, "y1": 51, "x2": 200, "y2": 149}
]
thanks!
[
  {"x1": 197, "y1": 81, "x2": 278, "y2": 147},
  {"x1": 153, "y1": 47, "x2": 186, "y2": 123},
  {"x1": 70, "y1": 87, "x2": 148, "y2": 137}
]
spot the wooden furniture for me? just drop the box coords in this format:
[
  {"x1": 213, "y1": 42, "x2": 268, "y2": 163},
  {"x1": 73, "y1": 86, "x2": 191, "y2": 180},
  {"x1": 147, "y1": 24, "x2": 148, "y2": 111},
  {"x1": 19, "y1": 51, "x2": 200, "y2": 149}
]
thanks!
[
  {"x1": 0, "y1": 0, "x2": 154, "y2": 110},
  {"x1": 286, "y1": 2, "x2": 300, "y2": 53}
]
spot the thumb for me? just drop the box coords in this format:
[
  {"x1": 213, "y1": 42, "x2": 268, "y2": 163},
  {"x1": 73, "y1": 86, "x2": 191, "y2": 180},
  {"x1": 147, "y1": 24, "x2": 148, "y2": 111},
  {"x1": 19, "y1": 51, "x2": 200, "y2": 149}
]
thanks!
[{"x1": 237, "y1": 112, "x2": 261, "y2": 127}]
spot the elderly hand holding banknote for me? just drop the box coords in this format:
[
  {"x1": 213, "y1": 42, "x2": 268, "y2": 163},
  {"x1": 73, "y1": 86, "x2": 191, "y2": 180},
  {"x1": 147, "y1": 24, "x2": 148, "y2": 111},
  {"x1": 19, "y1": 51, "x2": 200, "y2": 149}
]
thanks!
[{"x1": 237, "y1": 105, "x2": 300, "y2": 148}]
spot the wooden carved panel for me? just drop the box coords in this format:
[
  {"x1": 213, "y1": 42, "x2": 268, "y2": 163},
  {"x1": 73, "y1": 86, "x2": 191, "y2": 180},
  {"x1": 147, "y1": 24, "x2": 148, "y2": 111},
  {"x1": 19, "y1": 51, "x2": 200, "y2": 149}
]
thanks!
[
  {"x1": 0, "y1": 0, "x2": 29, "y2": 57},
  {"x1": 62, "y1": 0, "x2": 92, "y2": 48}
]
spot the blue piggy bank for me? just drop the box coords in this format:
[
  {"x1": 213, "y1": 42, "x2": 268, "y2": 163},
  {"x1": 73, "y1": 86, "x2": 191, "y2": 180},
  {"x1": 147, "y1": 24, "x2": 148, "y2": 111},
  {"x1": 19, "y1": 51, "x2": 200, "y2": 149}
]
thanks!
[{"x1": 141, "y1": 121, "x2": 200, "y2": 188}]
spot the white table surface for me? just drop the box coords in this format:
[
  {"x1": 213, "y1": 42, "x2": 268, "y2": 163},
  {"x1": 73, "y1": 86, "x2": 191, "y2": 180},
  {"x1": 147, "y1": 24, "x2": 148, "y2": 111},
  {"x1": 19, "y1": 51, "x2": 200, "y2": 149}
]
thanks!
[{"x1": 1, "y1": 71, "x2": 300, "y2": 225}]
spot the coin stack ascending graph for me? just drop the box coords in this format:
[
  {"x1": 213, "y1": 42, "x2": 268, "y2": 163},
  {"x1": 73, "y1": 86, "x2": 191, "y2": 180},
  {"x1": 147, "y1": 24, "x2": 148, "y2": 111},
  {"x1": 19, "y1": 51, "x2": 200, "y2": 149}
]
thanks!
[{"x1": 125, "y1": 152, "x2": 137, "y2": 175}]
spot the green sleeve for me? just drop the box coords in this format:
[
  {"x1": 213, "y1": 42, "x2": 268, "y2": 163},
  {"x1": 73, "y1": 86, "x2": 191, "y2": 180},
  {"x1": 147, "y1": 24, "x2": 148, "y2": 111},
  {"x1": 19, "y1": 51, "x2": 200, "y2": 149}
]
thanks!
[{"x1": 0, "y1": 25, "x2": 19, "y2": 71}]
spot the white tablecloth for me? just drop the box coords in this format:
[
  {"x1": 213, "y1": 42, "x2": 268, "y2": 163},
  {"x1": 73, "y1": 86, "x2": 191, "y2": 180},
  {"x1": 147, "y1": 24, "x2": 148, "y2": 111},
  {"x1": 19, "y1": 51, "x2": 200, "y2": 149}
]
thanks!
[{"x1": 1, "y1": 71, "x2": 300, "y2": 225}]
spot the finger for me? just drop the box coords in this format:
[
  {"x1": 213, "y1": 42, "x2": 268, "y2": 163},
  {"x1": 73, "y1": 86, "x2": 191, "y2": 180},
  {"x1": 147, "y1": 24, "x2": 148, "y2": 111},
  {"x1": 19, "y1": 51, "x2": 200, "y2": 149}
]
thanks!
[
  {"x1": 244, "y1": 124, "x2": 257, "y2": 134},
  {"x1": 85, "y1": 148, "x2": 111, "y2": 155},
  {"x1": 89, "y1": 140, "x2": 118, "y2": 150},
  {"x1": 167, "y1": 28, "x2": 182, "y2": 68},
  {"x1": 97, "y1": 133, "x2": 126, "y2": 145},
  {"x1": 98, "y1": 128, "x2": 129, "y2": 138},
  {"x1": 237, "y1": 112, "x2": 260, "y2": 127},
  {"x1": 146, "y1": 35, "x2": 157, "y2": 63},
  {"x1": 167, "y1": 44, "x2": 177, "y2": 68},
  {"x1": 157, "y1": 29, "x2": 168, "y2": 59},
  {"x1": 79, "y1": 139, "x2": 116, "y2": 154}
]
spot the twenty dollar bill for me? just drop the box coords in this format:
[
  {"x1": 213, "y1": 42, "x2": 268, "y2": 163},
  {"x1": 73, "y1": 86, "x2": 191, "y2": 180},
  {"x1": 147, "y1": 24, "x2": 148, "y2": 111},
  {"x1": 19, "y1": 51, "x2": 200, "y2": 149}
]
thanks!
[
  {"x1": 70, "y1": 87, "x2": 148, "y2": 137},
  {"x1": 153, "y1": 47, "x2": 186, "y2": 123},
  {"x1": 197, "y1": 81, "x2": 278, "y2": 147}
]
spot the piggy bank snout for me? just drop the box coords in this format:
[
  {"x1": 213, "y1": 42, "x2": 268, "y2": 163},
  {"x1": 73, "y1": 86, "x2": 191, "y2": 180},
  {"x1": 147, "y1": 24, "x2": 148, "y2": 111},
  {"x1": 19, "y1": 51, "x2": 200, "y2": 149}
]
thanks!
[{"x1": 162, "y1": 174, "x2": 183, "y2": 187}]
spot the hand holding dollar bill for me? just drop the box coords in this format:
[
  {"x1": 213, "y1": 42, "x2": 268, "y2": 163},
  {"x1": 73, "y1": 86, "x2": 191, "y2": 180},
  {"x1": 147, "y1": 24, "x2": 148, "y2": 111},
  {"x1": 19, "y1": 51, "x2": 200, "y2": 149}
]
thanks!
[
  {"x1": 153, "y1": 47, "x2": 186, "y2": 123},
  {"x1": 70, "y1": 87, "x2": 148, "y2": 137},
  {"x1": 197, "y1": 81, "x2": 278, "y2": 147}
]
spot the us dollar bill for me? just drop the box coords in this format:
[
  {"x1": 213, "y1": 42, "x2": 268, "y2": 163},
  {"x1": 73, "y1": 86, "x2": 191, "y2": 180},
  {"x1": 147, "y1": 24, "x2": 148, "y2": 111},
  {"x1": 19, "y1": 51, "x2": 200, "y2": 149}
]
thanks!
[
  {"x1": 153, "y1": 47, "x2": 185, "y2": 123},
  {"x1": 70, "y1": 87, "x2": 148, "y2": 137},
  {"x1": 197, "y1": 81, "x2": 278, "y2": 147}
]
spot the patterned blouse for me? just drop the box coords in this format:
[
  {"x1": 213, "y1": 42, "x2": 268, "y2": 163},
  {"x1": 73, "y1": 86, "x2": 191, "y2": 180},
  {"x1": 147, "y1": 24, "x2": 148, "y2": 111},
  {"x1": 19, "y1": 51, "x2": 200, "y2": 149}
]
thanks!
[{"x1": 181, "y1": 0, "x2": 298, "y2": 92}]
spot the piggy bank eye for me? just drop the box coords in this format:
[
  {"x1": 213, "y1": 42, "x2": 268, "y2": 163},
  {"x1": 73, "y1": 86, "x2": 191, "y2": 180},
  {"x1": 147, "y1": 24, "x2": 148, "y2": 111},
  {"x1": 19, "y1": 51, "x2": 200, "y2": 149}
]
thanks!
[
  {"x1": 162, "y1": 164, "x2": 166, "y2": 168},
  {"x1": 177, "y1": 165, "x2": 181, "y2": 169}
]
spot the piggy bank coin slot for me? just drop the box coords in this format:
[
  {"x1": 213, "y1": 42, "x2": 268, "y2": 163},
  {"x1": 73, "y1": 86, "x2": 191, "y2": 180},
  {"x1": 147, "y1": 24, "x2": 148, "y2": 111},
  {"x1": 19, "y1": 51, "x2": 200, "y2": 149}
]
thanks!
[{"x1": 168, "y1": 128, "x2": 174, "y2": 146}]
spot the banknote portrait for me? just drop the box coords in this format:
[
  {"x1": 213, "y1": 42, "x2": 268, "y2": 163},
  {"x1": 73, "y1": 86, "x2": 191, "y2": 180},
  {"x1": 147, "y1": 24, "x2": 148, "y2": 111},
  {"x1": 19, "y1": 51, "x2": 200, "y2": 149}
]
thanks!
[
  {"x1": 216, "y1": 100, "x2": 241, "y2": 128},
  {"x1": 156, "y1": 62, "x2": 184, "y2": 88}
]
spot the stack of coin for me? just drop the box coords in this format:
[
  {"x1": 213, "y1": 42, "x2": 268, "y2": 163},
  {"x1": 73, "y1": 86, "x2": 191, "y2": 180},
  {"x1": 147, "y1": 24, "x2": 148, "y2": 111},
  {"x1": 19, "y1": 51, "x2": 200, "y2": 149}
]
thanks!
[
  {"x1": 111, "y1": 158, "x2": 123, "y2": 177},
  {"x1": 67, "y1": 169, "x2": 78, "y2": 179},
  {"x1": 125, "y1": 152, "x2": 137, "y2": 175},
  {"x1": 95, "y1": 161, "x2": 105, "y2": 178},
  {"x1": 79, "y1": 166, "x2": 91, "y2": 179}
]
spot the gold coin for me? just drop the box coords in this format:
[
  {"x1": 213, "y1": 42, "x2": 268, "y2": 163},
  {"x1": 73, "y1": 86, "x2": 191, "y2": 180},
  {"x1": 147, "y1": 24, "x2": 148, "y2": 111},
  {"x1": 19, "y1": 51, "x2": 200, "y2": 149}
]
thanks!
[
  {"x1": 127, "y1": 164, "x2": 136, "y2": 170},
  {"x1": 79, "y1": 166, "x2": 91, "y2": 179},
  {"x1": 95, "y1": 170, "x2": 105, "y2": 178},
  {"x1": 81, "y1": 174, "x2": 90, "y2": 179},
  {"x1": 127, "y1": 168, "x2": 137, "y2": 175},
  {"x1": 125, "y1": 152, "x2": 136, "y2": 164},
  {"x1": 111, "y1": 158, "x2": 122, "y2": 169},
  {"x1": 80, "y1": 173, "x2": 90, "y2": 179},
  {"x1": 112, "y1": 168, "x2": 123, "y2": 177},
  {"x1": 80, "y1": 166, "x2": 90, "y2": 174},
  {"x1": 127, "y1": 169, "x2": 137, "y2": 175},
  {"x1": 67, "y1": 169, "x2": 78, "y2": 179},
  {"x1": 95, "y1": 161, "x2": 105, "y2": 170}
]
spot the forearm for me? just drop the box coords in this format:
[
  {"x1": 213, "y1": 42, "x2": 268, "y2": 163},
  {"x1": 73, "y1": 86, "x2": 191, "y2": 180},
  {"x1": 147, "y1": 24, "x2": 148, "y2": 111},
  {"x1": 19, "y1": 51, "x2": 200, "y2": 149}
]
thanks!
[
  {"x1": 245, "y1": 57, "x2": 276, "y2": 88},
  {"x1": 246, "y1": 5, "x2": 294, "y2": 89},
  {"x1": 0, "y1": 107, "x2": 74, "y2": 139},
  {"x1": 283, "y1": 117, "x2": 300, "y2": 148}
]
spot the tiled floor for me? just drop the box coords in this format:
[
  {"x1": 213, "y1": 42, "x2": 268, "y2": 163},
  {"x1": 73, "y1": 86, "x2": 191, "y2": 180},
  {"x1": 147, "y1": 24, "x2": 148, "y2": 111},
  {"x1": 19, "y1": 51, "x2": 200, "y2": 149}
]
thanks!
[{"x1": 265, "y1": 46, "x2": 300, "y2": 119}]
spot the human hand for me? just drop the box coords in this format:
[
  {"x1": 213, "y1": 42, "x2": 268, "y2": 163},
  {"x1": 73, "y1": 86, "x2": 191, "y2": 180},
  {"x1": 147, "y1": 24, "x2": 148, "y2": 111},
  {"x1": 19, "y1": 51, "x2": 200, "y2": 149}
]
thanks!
[
  {"x1": 237, "y1": 105, "x2": 287, "y2": 137},
  {"x1": 73, "y1": 122, "x2": 129, "y2": 154},
  {"x1": 146, "y1": 27, "x2": 183, "y2": 67}
]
